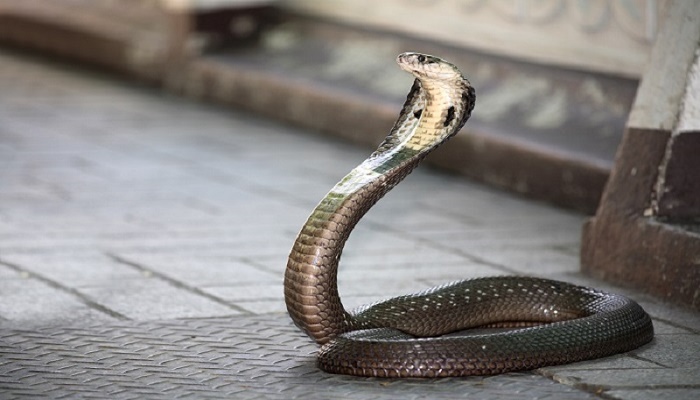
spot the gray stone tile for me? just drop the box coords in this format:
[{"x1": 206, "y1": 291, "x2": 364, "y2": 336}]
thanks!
[
  {"x1": 459, "y1": 246, "x2": 581, "y2": 275},
  {"x1": 364, "y1": 203, "x2": 482, "y2": 231},
  {"x1": 635, "y1": 300, "x2": 700, "y2": 332},
  {"x1": 109, "y1": 237, "x2": 293, "y2": 260},
  {"x1": 417, "y1": 227, "x2": 581, "y2": 249},
  {"x1": 424, "y1": 188, "x2": 586, "y2": 227},
  {"x1": 0, "y1": 279, "x2": 115, "y2": 327},
  {"x1": 651, "y1": 319, "x2": 697, "y2": 334},
  {"x1": 117, "y1": 255, "x2": 278, "y2": 287},
  {"x1": 549, "y1": 367, "x2": 700, "y2": 387},
  {"x1": 339, "y1": 263, "x2": 506, "y2": 294},
  {"x1": 635, "y1": 334, "x2": 700, "y2": 368},
  {"x1": 340, "y1": 226, "x2": 429, "y2": 253},
  {"x1": 203, "y1": 283, "x2": 282, "y2": 302},
  {"x1": 604, "y1": 388, "x2": 700, "y2": 400},
  {"x1": 236, "y1": 300, "x2": 287, "y2": 314},
  {"x1": 245, "y1": 254, "x2": 291, "y2": 276},
  {"x1": 80, "y1": 280, "x2": 240, "y2": 320},
  {"x1": 539, "y1": 354, "x2": 661, "y2": 372},
  {"x1": 339, "y1": 248, "x2": 475, "y2": 269},
  {"x1": 0, "y1": 264, "x2": 21, "y2": 279},
  {"x1": 2, "y1": 253, "x2": 144, "y2": 288}
]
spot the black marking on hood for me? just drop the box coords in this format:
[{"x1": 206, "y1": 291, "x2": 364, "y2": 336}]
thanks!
[{"x1": 444, "y1": 106, "x2": 455, "y2": 127}]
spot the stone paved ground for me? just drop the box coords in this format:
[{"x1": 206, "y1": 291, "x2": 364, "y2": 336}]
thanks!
[{"x1": 0, "y1": 49, "x2": 698, "y2": 399}]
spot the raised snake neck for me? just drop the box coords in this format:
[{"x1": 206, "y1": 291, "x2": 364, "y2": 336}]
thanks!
[{"x1": 284, "y1": 52, "x2": 654, "y2": 377}]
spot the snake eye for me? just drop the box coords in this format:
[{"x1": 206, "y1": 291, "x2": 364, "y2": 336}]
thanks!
[{"x1": 417, "y1": 55, "x2": 426, "y2": 63}]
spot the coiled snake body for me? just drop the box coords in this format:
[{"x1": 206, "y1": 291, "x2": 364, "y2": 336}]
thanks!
[{"x1": 284, "y1": 52, "x2": 654, "y2": 377}]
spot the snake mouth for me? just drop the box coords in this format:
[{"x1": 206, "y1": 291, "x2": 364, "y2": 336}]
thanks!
[
  {"x1": 396, "y1": 52, "x2": 415, "y2": 60},
  {"x1": 396, "y1": 52, "x2": 411, "y2": 66}
]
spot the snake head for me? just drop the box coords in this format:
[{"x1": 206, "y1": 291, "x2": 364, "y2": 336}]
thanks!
[{"x1": 397, "y1": 52, "x2": 464, "y2": 82}]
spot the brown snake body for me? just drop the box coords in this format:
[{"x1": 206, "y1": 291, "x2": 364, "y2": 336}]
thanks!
[{"x1": 284, "y1": 52, "x2": 654, "y2": 377}]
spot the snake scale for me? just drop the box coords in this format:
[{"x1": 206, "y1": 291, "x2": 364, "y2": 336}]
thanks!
[{"x1": 284, "y1": 52, "x2": 654, "y2": 378}]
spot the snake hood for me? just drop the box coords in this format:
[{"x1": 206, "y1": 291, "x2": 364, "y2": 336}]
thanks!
[{"x1": 393, "y1": 52, "x2": 476, "y2": 152}]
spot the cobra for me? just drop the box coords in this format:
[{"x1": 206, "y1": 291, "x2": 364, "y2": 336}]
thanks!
[{"x1": 284, "y1": 52, "x2": 654, "y2": 378}]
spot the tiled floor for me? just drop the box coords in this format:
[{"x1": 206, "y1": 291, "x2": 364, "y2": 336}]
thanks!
[{"x1": 0, "y1": 49, "x2": 698, "y2": 399}]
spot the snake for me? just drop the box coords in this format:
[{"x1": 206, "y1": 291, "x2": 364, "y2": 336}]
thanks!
[{"x1": 284, "y1": 52, "x2": 654, "y2": 378}]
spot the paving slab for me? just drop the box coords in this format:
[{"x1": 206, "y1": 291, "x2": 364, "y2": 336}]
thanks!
[
  {"x1": 0, "y1": 316, "x2": 599, "y2": 400},
  {"x1": 0, "y1": 48, "x2": 698, "y2": 399}
]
